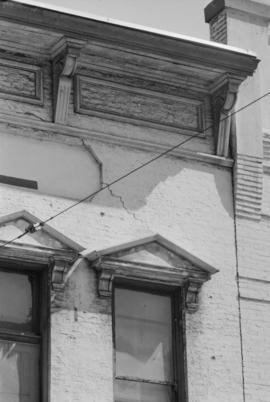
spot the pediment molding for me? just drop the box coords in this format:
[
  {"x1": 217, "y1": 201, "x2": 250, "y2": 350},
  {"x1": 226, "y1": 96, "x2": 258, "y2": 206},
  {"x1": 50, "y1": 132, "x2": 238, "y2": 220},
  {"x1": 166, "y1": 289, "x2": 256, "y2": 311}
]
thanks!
[
  {"x1": 0, "y1": 210, "x2": 84, "y2": 310},
  {"x1": 0, "y1": 210, "x2": 84, "y2": 251},
  {"x1": 85, "y1": 235, "x2": 218, "y2": 313}
]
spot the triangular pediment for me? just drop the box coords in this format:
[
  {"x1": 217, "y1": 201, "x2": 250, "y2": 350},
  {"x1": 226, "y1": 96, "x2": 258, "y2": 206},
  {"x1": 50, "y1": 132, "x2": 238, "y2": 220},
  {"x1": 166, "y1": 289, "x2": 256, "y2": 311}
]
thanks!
[
  {"x1": 85, "y1": 235, "x2": 218, "y2": 313},
  {"x1": 85, "y1": 234, "x2": 217, "y2": 275},
  {"x1": 0, "y1": 210, "x2": 84, "y2": 252}
]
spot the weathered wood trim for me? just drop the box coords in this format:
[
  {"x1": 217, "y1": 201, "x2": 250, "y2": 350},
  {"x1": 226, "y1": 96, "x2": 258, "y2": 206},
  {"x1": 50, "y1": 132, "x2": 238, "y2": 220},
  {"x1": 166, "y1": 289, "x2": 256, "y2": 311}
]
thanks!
[
  {"x1": 93, "y1": 259, "x2": 211, "y2": 313},
  {"x1": 0, "y1": 58, "x2": 43, "y2": 104},
  {"x1": 52, "y1": 37, "x2": 85, "y2": 124},
  {"x1": 0, "y1": 111, "x2": 234, "y2": 168},
  {"x1": 78, "y1": 55, "x2": 211, "y2": 94},
  {"x1": 74, "y1": 74, "x2": 206, "y2": 136},
  {"x1": 85, "y1": 235, "x2": 218, "y2": 313},
  {"x1": 211, "y1": 75, "x2": 240, "y2": 157},
  {"x1": 185, "y1": 279, "x2": 204, "y2": 313},
  {"x1": 0, "y1": 1, "x2": 259, "y2": 78}
]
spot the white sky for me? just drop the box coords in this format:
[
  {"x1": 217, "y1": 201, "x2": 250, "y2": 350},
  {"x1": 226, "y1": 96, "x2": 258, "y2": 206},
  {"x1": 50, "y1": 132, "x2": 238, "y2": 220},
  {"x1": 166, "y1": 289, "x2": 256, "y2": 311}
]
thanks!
[{"x1": 13, "y1": 0, "x2": 211, "y2": 39}]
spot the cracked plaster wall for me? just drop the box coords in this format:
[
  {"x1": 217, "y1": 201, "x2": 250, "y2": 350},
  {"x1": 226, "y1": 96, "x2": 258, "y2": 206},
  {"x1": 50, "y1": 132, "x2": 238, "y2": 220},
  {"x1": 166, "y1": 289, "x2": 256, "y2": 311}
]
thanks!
[{"x1": 0, "y1": 135, "x2": 244, "y2": 402}]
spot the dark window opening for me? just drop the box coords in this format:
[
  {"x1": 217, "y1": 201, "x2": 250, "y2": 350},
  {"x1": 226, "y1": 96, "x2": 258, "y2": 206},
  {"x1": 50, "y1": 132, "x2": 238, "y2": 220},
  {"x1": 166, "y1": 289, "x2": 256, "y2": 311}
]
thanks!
[
  {"x1": 113, "y1": 283, "x2": 186, "y2": 402},
  {"x1": 0, "y1": 175, "x2": 38, "y2": 190}
]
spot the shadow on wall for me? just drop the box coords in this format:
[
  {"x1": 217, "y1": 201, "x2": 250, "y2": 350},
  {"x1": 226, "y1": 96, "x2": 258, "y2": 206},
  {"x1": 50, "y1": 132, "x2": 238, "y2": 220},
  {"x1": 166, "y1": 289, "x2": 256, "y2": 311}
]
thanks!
[
  {"x1": 89, "y1": 150, "x2": 233, "y2": 219},
  {"x1": 64, "y1": 261, "x2": 110, "y2": 315}
]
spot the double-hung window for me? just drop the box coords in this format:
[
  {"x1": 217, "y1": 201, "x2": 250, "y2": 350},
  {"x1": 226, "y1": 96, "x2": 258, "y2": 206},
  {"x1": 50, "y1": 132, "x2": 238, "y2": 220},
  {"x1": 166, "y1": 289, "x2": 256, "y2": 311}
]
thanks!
[
  {"x1": 113, "y1": 284, "x2": 186, "y2": 402},
  {"x1": 89, "y1": 235, "x2": 218, "y2": 402},
  {"x1": 0, "y1": 267, "x2": 47, "y2": 402}
]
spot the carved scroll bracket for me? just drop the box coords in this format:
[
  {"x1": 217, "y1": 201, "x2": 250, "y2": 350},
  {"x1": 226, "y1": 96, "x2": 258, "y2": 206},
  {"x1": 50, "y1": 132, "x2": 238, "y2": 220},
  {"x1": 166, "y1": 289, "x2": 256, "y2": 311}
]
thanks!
[
  {"x1": 211, "y1": 76, "x2": 241, "y2": 158},
  {"x1": 50, "y1": 253, "x2": 79, "y2": 311},
  {"x1": 185, "y1": 279, "x2": 203, "y2": 313},
  {"x1": 91, "y1": 258, "x2": 213, "y2": 314},
  {"x1": 51, "y1": 37, "x2": 86, "y2": 124}
]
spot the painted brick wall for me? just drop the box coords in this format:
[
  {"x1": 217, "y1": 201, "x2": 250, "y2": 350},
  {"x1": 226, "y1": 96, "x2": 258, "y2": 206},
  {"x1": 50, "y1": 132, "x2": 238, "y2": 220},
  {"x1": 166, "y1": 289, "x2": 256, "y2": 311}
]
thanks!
[
  {"x1": 205, "y1": 2, "x2": 270, "y2": 401},
  {"x1": 0, "y1": 141, "x2": 244, "y2": 402}
]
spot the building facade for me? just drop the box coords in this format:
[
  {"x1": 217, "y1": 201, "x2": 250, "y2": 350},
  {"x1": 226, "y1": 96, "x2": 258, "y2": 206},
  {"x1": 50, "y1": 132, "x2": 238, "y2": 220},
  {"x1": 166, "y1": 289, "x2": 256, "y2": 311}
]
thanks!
[
  {"x1": 205, "y1": 1, "x2": 270, "y2": 401},
  {"x1": 0, "y1": 0, "x2": 268, "y2": 401}
]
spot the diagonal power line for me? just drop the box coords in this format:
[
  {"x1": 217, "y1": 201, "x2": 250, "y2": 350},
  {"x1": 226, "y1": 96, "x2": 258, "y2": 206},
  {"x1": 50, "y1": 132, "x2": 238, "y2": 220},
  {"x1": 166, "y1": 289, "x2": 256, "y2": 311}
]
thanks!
[{"x1": 1, "y1": 90, "x2": 270, "y2": 249}]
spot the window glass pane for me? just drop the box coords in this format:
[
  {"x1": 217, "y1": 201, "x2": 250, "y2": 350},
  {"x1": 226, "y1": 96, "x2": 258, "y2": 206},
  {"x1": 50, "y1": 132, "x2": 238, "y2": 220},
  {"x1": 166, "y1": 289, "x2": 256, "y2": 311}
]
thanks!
[
  {"x1": 0, "y1": 271, "x2": 33, "y2": 332},
  {"x1": 0, "y1": 340, "x2": 39, "y2": 402},
  {"x1": 115, "y1": 288, "x2": 173, "y2": 382},
  {"x1": 115, "y1": 379, "x2": 172, "y2": 402}
]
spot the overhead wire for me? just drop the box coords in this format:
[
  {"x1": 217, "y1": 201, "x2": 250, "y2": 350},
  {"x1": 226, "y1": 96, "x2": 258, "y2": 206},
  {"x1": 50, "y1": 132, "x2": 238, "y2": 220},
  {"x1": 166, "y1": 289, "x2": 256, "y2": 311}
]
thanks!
[{"x1": 1, "y1": 89, "x2": 270, "y2": 249}]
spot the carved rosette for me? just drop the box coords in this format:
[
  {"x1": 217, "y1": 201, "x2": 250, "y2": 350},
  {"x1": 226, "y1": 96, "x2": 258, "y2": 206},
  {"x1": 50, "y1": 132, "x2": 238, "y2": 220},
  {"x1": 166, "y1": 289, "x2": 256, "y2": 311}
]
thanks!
[{"x1": 211, "y1": 76, "x2": 241, "y2": 158}]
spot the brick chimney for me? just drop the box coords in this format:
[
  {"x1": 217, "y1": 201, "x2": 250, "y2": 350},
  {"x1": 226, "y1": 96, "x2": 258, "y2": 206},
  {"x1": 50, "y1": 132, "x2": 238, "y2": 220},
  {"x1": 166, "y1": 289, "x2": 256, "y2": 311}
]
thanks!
[{"x1": 205, "y1": 0, "x2": 270, "y2": 48}]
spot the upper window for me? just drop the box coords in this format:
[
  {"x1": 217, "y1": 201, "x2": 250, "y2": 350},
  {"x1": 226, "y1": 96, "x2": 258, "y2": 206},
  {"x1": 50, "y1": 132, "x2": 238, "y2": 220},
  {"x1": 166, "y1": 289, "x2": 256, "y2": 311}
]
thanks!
[
  {"x1": 0, "y1": 268, "x2": 46, "y2": 402},
  {"x1": 113, "y1": 284, "x2": 186, "y2": 402},
  {"x1": 88, "y1": 235, "x2": 218, "y2": 402}
]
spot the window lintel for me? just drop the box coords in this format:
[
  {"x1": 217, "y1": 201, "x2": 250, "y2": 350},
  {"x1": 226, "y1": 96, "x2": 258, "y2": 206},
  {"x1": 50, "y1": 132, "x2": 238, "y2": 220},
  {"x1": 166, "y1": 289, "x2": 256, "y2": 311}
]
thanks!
[{"x1": 85, "y1": 235, "x2": 218, "y2": 313}]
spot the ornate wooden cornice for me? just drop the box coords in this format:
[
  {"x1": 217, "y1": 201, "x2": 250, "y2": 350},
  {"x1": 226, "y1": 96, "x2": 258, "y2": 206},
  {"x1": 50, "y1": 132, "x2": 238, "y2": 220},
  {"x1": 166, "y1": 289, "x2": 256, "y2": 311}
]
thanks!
[
  {"x1": 51, "y1": 37, "x2": 85, "y2": 124},
  {"x1": 211, "y1": 75, "x2": 241, "y2": 157},
  {"x1": 85, "y1": 235, "x2": 218, "y2": 313},
  {"x1": 0, "y1": 1, "x2": 259, "y2": 78}
]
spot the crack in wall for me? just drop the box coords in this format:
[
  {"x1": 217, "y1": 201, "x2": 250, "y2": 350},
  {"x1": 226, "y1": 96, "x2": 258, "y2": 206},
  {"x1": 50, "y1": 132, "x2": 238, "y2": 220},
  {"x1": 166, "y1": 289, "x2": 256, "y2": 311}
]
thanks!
[
  {"x1": 24, "y1": 111, "x2": 48, "y2": 122},
  {"x1": 103, "y1": 181, "x2": 144, "y2": 223}
]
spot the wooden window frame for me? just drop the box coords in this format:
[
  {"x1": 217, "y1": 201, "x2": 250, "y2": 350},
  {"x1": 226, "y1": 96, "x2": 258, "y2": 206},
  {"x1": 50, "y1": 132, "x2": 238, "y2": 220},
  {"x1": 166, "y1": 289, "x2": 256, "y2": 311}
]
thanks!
[
  {"x1": 0, "y1": 260, "x2": 50, "y2": 402},
  {"x1": 112, "y1": 279, "x2": 188, "y2": 402}
]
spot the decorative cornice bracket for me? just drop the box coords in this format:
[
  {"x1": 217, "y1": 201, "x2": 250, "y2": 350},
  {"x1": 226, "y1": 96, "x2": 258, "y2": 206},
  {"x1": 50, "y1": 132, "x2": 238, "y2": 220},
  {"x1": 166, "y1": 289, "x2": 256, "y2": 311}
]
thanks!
[
  {"x1": 51, "y1": 37, "x2": 85, "y2": 124},
  {"x1": 50, "y1": 253, "x2": 79, "y2": 310},
  {"x1": 211, "y1": 76, "x2": 241, "y2": 158},
  {"x1": 185, "y1": 279, "x2": 204, "y2": 313}
]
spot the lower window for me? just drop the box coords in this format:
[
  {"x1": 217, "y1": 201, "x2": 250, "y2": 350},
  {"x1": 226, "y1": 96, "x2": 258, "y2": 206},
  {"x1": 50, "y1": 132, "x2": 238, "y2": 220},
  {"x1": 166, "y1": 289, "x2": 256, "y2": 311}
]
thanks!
[
  {"x1": 113, "y1": 284, "x2": 186, "y2": 402},
  {"x1": 0, "y1": 267, "x2": 47, "y2": 402}
]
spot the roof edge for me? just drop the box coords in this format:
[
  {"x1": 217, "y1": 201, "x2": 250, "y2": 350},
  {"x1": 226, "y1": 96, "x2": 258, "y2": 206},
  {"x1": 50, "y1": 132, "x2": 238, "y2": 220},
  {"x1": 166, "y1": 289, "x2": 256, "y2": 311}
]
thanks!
[{"x1": 5, "y1": 0, "x2": 257, "y2": 58}]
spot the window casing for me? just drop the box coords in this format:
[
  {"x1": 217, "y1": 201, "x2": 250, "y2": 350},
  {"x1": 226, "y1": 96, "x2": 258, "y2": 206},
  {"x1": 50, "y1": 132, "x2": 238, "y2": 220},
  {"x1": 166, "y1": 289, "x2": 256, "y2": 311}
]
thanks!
[
  {"x1": 113, "y1": 282, "x2": 187, "y2": 402},
  {"x1": 0, "y1": 265, "x2": 48, "y2": 402}
]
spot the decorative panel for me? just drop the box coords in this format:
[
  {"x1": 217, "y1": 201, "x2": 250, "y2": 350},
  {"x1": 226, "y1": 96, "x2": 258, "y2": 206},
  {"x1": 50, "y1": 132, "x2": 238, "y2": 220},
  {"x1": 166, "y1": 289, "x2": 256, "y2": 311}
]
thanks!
[
  {"x1": 74, "y1": 75, "x2": 204, "y2": 135},
  {"x1": 0, "y1": 59, "x2": 43, "y2": 104}
]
